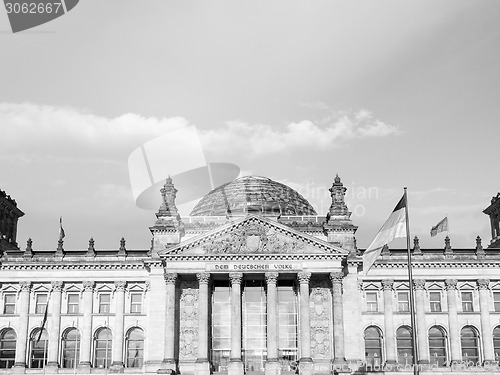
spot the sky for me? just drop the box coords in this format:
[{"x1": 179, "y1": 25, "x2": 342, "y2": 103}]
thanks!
[{"x1": 0, "y1": 0, "x2": 499, "y2": 251}]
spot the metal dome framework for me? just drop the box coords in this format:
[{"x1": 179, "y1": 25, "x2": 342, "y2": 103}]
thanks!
[{"x1": 190, "y1": 176, "x2": 317, "y2": 216}]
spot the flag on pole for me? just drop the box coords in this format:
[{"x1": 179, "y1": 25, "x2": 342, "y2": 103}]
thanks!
[
  {"x1": 36, "y1": 301, "x2": 49, "y2": 344},
  {"x1": 363, "y1": 195, "x2": 407, "y2": 274},
  {"x1": 430, "y1": 217, "x2": 448, "y2": 237},
  {"x1": 59, "y1": 217, "x2": 65, "y2": 240}
]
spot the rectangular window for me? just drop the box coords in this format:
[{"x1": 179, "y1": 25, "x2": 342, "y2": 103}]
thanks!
[
  {"x1": 35, "y1": 294, "x2": 48, "y2": 314},
  {"x1": 398, "y1": 292, "x2": 409, "y2": 312},
  {"x1": 494, "y1": 292, "x2": 500, "y2": 313},
  {"x1": 366, "y1": 292, "x2": 378, "y2": 312},
  {"x1": 461, "y1": 292, "x2": 473, "y2": 312},
  {"x1": 67, "y1": 293, "x2": 79, "y2": 314},
  {"x1": 130, "y1": 293, "x2": 142, "y2": 313},
  {"x1": 98, "y1": 294, "x2": 111, "y2": 314},
  {"x1": 429, "y1": 292, "x2": 442, "y2": 312},
  {"x1": 3, "y1": 294, "x2": 16, "y2": 314}
]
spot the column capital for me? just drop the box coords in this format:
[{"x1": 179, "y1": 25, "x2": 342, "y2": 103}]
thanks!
[
  {"x1": 297, "y1": 272, "x2": 311, "y2": 284},
  {"x1": 381, "y1": 279, "x2": 394, "y2": 290},
  {"x1": 265, "y1": 272, "x2": 279, "y2": 285},
  {"x1": 19, "y1": 281, "x2": 31, "y2": 292},
  {"x1": 477, "y1": 279, "x2": 490, "y2": 290},
  {"x1": 51, "y1": 281, "x2": 64, "y2": 292},
  {"x1": 164, "y1": 272, "x2": 178, "y2": 285},
  {"x1": 196, "y1": 273, "x2": 210, "y2": 285},
  {"x1": 413, "y1": 279, "x2": 426, "y2": 290},
  {"x1": 82, "y1": 281, "x2": 95, "y2": 291},
  {"x1": 229, "y1": 272, "x2": 243, "y2": 284},
  {"x1": 114, "y1": 281, "x2": 127, "y2": 291},
  {"x1": 445, "y1": 279, "x2": 458, "y2": 290},
  {"x1": 329, "y1": 272, "x2": 344, "y2": 285}
]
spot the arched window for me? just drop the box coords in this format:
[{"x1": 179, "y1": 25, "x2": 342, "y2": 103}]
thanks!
[
  {"x1": 364, "y1": 326, "x2": 383, "y2": 368},
  {"x1": 93, "y1": 328, "x2": 112, "y2": 369},
  {"x1": 0, "y1": 328, "x2": 16, "y2": 368},
  {"x1": 492, "y1": 326, "x2": 500, "y2": 363},
  {"x1": 29, "y1": 328, "x2": 48, "y2": 368},
  {"x1": 125, "y1": 327, "x2": 144, "y2": 368},
  {"x1": 61, "y1": 328, "x2": 81, "y2": 368},
  {"x1": 461, "y1": 326, "x2": 480, "y2": 365},
  {"x1": 428, "y1": 326, "x2": 447, "y2": 367},
  {"x1": 396, "y1": 326, "x2": 413, "y2": 365}
]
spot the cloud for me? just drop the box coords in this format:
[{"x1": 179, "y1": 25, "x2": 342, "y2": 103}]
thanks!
[{"x1": 200, "y1": 110, "x2": 401, "y2": 159}]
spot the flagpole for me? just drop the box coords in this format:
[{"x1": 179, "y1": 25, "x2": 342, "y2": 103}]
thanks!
[{"x1": 404, "y1": 187, "x2": 419, "y2": 375}]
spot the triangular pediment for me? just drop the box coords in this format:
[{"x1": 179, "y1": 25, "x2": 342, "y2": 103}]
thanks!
[{"x1": 159, "y1": 215, "x2": 348, "y2": 258}]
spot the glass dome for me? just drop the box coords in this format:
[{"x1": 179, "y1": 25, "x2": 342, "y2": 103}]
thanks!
[{"x1": 190, "y1": 176, "x2": 317, "y2": 216}]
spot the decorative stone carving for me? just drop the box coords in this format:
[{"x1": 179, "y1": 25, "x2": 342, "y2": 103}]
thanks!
[
  {"x1": 265, "y1": 272, "x2": 278, "y2": 284},
  {"x1": 196, "y1": 273, "x2": 210, "y2": 285},
  {"x1": 114, "y1": 281, "x2": 127, "y2": 291},
  {"x1": 229, "y1": 272, "x2": 243, "y2": 284},
  {"x1": 19, "y1": 281, "x2": 31, "y2": 292},
  {"x1": 329, "y1": 272, "x2": 343, "y2": 285},
  {"x1": 164, "y1": 272, "x2": 178, "y2": 285},
  {"x1": 413, "y1": 279, "x2": 426, "y2": 290},
  {"x1": 445, "y1": 279, "x2": 458, "y2": 290},
  {"x1": 144, "y1": 281, "x2": 151, "y2": 291},
  {"x1": 179, "y1": 280, "x2": 199, "y2": 360},
  {"x1": 310, "y1": 278, "x2": 332, "y2": 359},
  {"x1": 413, "y1": 236, "x2": 422, "y2": 255},
  {"x1": 202, "y1": 224, "x2": 305, "y2": 254},
  {"x1": 51, "y1": 281, "x2": 64, "y2": 292},
  {"x1": 297, "y1": 272, "x2": 311, "y2": 284},
  {"x1": 87, "y1": 237, "x2": 96, "y2": 257},
  {"x1": 381, "y1": 279, "x2": 394, "y2": 291},
  {"x1": 477, "y1": 279, "x2": 490, "y2": 290},
  {"x1": 82, "y1": 281, "x2": 95, "y2": 292}
]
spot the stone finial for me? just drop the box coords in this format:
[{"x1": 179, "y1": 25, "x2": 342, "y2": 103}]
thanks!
[
  {"x1": 56, "y1": 238, "x2": 64, "y2": 257},
  {"x1": 381, "y1": 244, "x2": 390, "y2": 255},
  {"x1": 445, "y1": 279, "x2": 458, "y2": 290},
  {"x1": 24, "y1": 238, "x2": 33, "y2": 258},
  {"x1": 118, "y1": 237, "x2": 126, "y2": 256},
  {"x1": 444, "y1": 236, "x2": 453, "y2": 257},
  {"x1": 476, "y1": 236, "x2": 485, "y2": 259},
  {"x1": 87, "y1": 237, "x2": 96, "y2": 257},
  {"x1": 156, "y1": 177, "x2": 179, "y2": 218},
  {"x1": 297, "y1": 272, "x2": 311, "y2": 284},
  {"x1": 327, "y1": 174, "x2": 349, "y2": 216},
  {"x1": 413, "y1": 236, "x2": 422, "y2": 255},
  {"x1": 265, "y1": 272, "x2": 279, "y2": 284},
  {"x1": 381, "y1": 279, "x2": 394, "y2": 291}
]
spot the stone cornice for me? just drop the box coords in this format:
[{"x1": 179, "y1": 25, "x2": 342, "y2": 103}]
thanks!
[
  {"x1": 0, "y1": 262, "x2": 146, "y2": 271},
  {"x1": 161, "y1": 253, "x2": 340, "y2": 262}
]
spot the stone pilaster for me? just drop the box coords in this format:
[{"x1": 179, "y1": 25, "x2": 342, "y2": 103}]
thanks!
[
  {"x1": 80, "y1": 281, "x2": 95, "y2": 368},
  {"x1": 228, "y1": 273, "x2": 243, "y2": 375},
  {"x1": 298, "y1": 272, "x2": 313, "y2": 375},
  {"x1": 111, "y1": 281, "x2": 127, "y2": 371},
  {"x1": 477, "y1": 279, "x2": 494, "y2": 363},
  {"x1": 14, "y1": 281, "x2": 31, "y2": 368},
  {"x1": 445, "y1": 279, "x2": 461, "y2": 364},
  {"x1": 382, "y1": 279, "x2": 397, "y2": 365},
  {"x1": 413, "y1": 279, "x2": 429, "y2": 365},
  {"x1": 330, "y1": 272, "x2": 347, "y2": 366},
  {"x1": 163, "y1": 272, "x2": 177, "y2": 372},
  {"x1": 47, "y1": 281, "x2": 64, "y2": 368},
  {"x1": 265, "y1": 272, "x2": 279, "y2": 375},
  {"x1": 196, "y1": 273, "x2": 211, "y2": 375}
]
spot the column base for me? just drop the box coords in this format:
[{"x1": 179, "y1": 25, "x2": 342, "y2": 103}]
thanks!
[
  {"x1": 12, "y1": 363, "x2": 26, "y2": 374},
  {"x1": 158, "y1": 358, "x2": 176, "y2": 374},
  {"x1": 299, "y1": 359, "x2": 314, "y2": 375},
  {"x1": 228, "y1": 359, "x2": 244, "y2": 375},
  {"x1": 110, "y1": 361, "x2": 124, "y2": 373},
  {"x1": 265, "y1": 359, "x2": 280, "y2": 375},
  {"x1": 195, "y1": 360, "x2": 210, "y2": 375}
]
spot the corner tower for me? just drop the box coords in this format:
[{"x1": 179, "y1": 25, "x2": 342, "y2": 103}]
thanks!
[{"x1": 322, "y1": 174, "x2": 358, "y2": 253}]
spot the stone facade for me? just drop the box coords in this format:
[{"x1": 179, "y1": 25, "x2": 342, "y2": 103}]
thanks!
[{"x1": 0, "y1": 180, "x2": 499, "y2": 375}]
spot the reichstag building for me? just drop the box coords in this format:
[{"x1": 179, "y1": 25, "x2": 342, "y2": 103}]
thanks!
[{"x1": 0, "y1": 176, "x2": 499, "y2": 375}]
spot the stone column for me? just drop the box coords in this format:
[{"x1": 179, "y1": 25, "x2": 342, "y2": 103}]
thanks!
[
  {"x1": 196, "y1": 273, "x2": 211, "y2": 375},
  {"x1": 14, "y1": 281, "x2": 31, "y2": 368},
  {"x1": 478, "y1": 279, "x2": 494, "y2": 363},
  {"x1": 414, "y1": 279, "x2": 429, "y2": 365},
  {"x1": 80, "y1": 281, "x2": 94, "y2": 368},
  {"x1": 111, "y1": 281, "x2": 127, "y2": 370},
  {"x1": 298, "y1": 272, "x2": 313, "y2": 375},
  {"x1": 163, "y1": 272, "x2": 177, "y2": 372},
  {"x1": 47, "y1": 281, "x2": 64, "y2": 367},
  {"x1": 330, "y1": 272, "x2": 347, "y2": 366},
  {"x1": 445, "y1": 279, "x2": 461, "y2": 364},
  {"x1": 265, "y1": 272, "x2": 279, "y2": 375},
  {"x1": 382, "y1": 279, "x2": 397, "y2": 365},
  {"x1": 228, "y1": 272, "x2": 243, "y2": 375}
]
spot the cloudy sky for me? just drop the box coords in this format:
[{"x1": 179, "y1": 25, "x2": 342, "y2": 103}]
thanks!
[{"x1": 1, "y1": 1, "x2": 499, "y2": 251}]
